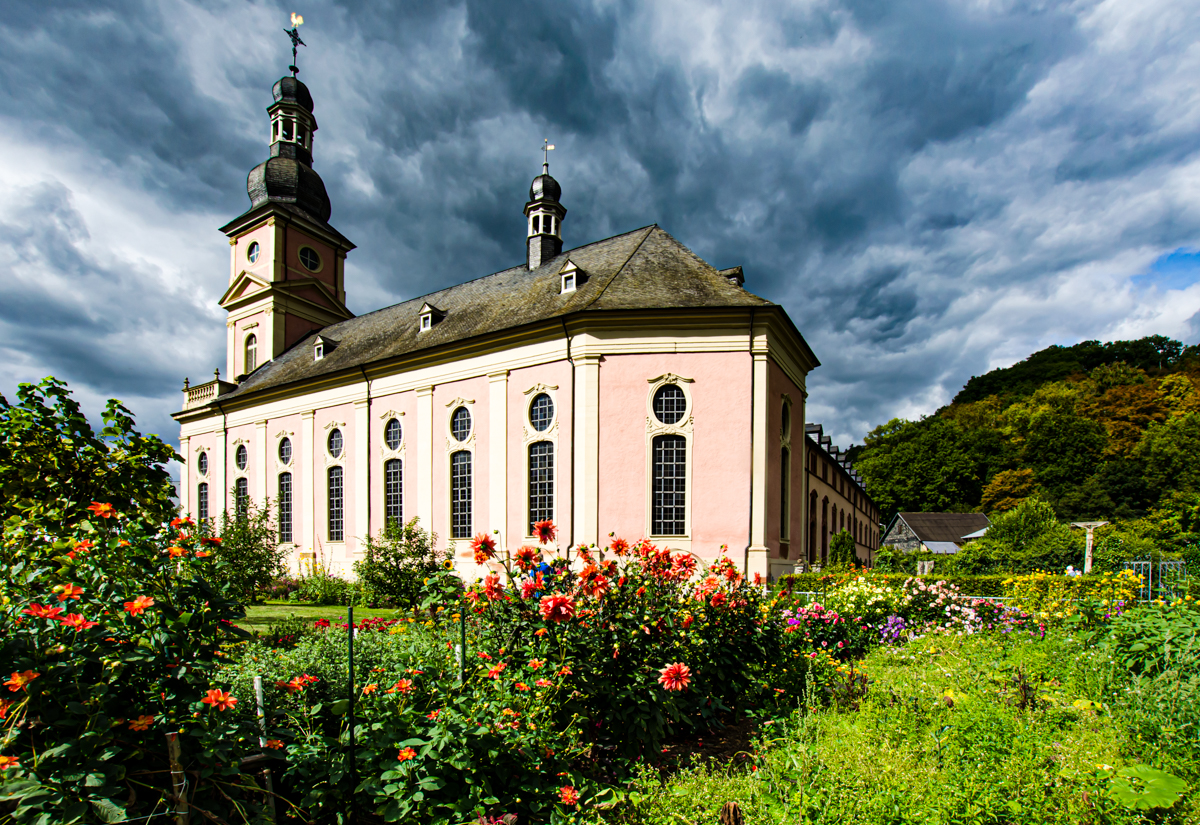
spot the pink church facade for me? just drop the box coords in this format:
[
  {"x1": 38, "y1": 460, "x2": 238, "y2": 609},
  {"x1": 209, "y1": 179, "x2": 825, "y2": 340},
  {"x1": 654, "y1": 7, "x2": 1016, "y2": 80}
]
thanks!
[{"x1": 174, "y1": 73, "x2": 879, "y2": 580}]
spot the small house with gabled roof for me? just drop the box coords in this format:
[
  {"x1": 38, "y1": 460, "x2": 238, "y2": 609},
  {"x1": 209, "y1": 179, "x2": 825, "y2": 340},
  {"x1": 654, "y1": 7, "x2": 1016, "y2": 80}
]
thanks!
[{"x1": 880, "y1": 512, "x2": 991, "y2": 555}]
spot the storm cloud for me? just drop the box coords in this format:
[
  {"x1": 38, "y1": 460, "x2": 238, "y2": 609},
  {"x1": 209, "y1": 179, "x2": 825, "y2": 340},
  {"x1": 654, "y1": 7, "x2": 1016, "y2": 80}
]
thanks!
[{"x1": 2, "y1": 0, "x2": 1200, "y2": 454}]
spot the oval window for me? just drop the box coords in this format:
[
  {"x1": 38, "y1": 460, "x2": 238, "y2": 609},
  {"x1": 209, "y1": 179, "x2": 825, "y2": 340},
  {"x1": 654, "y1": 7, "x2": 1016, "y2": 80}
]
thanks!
[
  {"x1": 384, "y1": 418, "x2": 402, "y2": 450},
  {"x1": 328, "y1": 428, "x2": 343, "y2": 458},
  {"x1": 198, "y1": 452, "x2": 208, "y2": 476},
  {"x1": 247, "y1": 241, "x2": 260, "y2": 264},
  {"x1": 450, "y1": 407, "x2": 472, "y2": 442},
  {"x1": 235, "y1": 444, "x2": 248, "y2": 471},
  {"x1": 299, "y1": 246, "x2": 321, "y2": 271},
  {"x1": 529, "y1": 393, "x2": 554, "y2": 432},
  {"x1": 653, "y1": 385, "x2": 686, "y2": 425},
  {"x1": 278, "y1": 437, "x2": 292, "y2": 464}
]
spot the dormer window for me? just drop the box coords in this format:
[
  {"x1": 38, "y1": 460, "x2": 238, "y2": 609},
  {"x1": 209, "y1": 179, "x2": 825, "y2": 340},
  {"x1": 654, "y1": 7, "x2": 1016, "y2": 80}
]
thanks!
[
  {"x1": 562, "y1": 272, "x2": 576, "y2": 293},
  {"x1": 314, "y1": 341, "x2": 325, "y2": 360},
  {"x1": 559, "y1": 260, "x2": 583, "y2": 294},
  {"x1": 313, "y1": 334, "x2": 336, "y2": 361},
  {"x1": 418, "y1": 302, "x2": 444, "y2": 332}
]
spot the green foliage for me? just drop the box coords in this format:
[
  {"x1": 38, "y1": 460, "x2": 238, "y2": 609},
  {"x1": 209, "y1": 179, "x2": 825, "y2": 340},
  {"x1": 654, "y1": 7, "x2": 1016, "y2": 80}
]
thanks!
[
  {"x1": 211, "y1": 495, "x2": 289, "y2": 604},
  {"x1": 870, "y1": 544, "x2": 913, "y2": 573},
  {"x1": 0, "y1": 377, "x2": 178, "y2": 531},
  {"x1": 826, "y1": 530, "x2": 857, "y2": 568},
  {"x1": 296, "y1": 556, "x2": 361, "y2": 606},
  {"x1": 1138, "y1": 412, "x2": 1200, "y2": 499},
  {"x1": 354, "y1": 517, "x2": 445, "y2": 608}
]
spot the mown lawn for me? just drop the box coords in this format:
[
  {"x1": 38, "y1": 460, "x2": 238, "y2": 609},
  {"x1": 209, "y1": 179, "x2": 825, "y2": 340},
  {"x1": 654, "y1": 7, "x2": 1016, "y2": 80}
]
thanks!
[{"x1": 235, "y1": 601, "x2": 406, "y2": 631}]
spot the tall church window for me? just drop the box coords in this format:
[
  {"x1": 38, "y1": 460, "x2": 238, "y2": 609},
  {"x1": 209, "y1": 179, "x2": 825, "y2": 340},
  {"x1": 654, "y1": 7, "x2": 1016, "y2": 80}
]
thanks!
[
  {"x1": 652, "y1": 435, "x2": 686, "y2": 535},
  {"x1": 245, "y1": 335, "x2": 257, "y2": 374},
  {"x1": 197, "y1": 483, "x2": 209, "y2": 521},
  {"x1": 278, "y1": 473, "x2": 293, "y2": 543},
  {"x1": 450, "y1": 451, "x2": 472, "y2": 539},
  {"x1": 235, "y1": 477, "x2": 249, "y2": 517},
  {"x1": 385, "y1": 459, "x2": 403, "y2": 524},
  {"x1": 780, "y1": 446, "x2": 791, "y2": 541},
  {"x1": 528, "y1": 442, "x2": 554, "y2": 533},
  {"x1": 328, "y1": 466, "x2": 344, "y2": 541}
]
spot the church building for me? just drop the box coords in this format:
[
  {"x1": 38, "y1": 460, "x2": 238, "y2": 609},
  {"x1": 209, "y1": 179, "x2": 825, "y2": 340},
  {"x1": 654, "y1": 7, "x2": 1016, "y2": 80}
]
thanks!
[{"x1": 173, "y1": 72, "x2": 876, "y2": 579}]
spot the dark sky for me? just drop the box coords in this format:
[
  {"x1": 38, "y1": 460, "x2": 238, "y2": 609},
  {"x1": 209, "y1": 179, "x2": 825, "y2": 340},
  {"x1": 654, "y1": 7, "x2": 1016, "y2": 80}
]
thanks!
[{"x1": 3, "y1": 0, "x2": 1200, "y2": 457}]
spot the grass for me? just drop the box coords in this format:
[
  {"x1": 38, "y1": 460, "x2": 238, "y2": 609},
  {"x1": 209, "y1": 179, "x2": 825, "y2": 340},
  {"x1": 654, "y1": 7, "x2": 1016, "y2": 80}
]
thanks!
[
  {"x1": 594, "y1": 627, "x2": 1197, "y2": 825},
  {"x1": 236, "y1": 601, "x2": 407, "y2": 631}
]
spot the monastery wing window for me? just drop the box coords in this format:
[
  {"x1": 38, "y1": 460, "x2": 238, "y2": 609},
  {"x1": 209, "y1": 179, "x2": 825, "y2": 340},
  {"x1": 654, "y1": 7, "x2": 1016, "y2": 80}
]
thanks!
[
  {"x1": 385, "y1": 458, "x2": 403, "y2": 524},
  {"x1": 652, "y1": 434, "x2": 687, "y2": 536},
  {"x1": 197, "y1": 482, "x2": 209, "y2": 522},
  {"x1": 528, "y1": 442, "x2": 554, "y2": 534},
  {"x1": 450, "y1": 451, "x2": 472, "y2": 539},
  {"x1": 328, "y1": 466, "x2": 344, "y2": 542},
  {"x1": 278, "y1": 473, "x2": 293, "y2": 544}
]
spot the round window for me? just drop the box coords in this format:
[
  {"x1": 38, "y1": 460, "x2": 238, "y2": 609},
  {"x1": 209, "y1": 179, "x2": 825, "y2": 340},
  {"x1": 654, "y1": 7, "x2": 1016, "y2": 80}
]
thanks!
[
  {"x1": 198, "y1": 452, "x2": 208, "y2": 476},
  {"x1": 384, "y1": 418, "x2": 402, "y2": 450},
  {"x1": 653, "y1": 385, "x2": 687, "y2": 425},
  {"x1": 235, "y1": 444, "x2": 248, "y2": 471},
  {"x1": 299, "y1": 246, "x2": 321, "y2": 271},
  {"x1": 247, "y1": 241, "x2": 260, "y2": 264},
  {"x1": 450, "y1": 407, "x2": 472, "y2": 442},
  {"x1": 328, "y1": 428, "x2": 343, "y2": 458},
  {"x1": 279, "y1": 437, "x2": 292, "y2": 464},
  {"x1": 529, "y1": 393, "x2": 554, "y2": 432}
]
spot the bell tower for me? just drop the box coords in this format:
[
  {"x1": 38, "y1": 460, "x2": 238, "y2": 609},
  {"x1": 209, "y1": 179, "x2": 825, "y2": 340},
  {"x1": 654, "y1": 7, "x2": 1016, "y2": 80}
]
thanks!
[
  {"x1": 524, "y1": 144, "x2": 566, "y2": 270},
  {"x1": 216, "y1": 66, "x2": 355, "y2": 382}
]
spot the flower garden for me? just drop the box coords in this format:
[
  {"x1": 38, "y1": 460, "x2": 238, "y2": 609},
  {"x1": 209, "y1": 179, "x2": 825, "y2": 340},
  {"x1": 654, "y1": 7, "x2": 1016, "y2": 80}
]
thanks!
[{"x1": 1, "y1": 380, "x2": 1196, "y2": 824}]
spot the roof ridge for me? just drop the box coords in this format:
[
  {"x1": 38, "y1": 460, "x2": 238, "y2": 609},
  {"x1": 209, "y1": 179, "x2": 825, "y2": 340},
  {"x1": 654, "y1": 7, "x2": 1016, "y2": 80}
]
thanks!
[{"x1": 580, "y1": 225, "x2": 657, "y2": 310}]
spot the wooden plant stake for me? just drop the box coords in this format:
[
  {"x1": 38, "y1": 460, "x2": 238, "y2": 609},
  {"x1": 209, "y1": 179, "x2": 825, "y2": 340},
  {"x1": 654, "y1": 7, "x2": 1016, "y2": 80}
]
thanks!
[{"x1": 165, "y1": 731, "x2": 188, "y2": 825}]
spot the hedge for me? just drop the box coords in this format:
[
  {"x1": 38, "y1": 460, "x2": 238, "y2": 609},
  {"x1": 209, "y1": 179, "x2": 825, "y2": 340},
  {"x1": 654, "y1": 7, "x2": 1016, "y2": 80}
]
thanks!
[{"x1": 778, "y1": 573, "x2": 1008, "y2": 599}]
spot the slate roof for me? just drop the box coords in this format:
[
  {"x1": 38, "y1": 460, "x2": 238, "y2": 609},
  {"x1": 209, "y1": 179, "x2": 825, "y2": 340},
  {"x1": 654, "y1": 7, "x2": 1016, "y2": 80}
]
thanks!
[
  {"x1": 216, "y1": 225, "x2": 785, "y2": 404},
  {"x1": 895, "y1": 512, "x2": 991, "y2": 544}
]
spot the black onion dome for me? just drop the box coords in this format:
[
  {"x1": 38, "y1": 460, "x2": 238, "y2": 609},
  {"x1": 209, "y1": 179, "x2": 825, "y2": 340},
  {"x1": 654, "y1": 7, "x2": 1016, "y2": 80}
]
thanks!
[
  {"x1": 247, "y1": 157, "x2": 332, "y2": 222},
  {"x1": 272, "y1": 76, "x2": 314, "y2": 113},
  {"x1": 530, "y1": 171, "x2": 561, "y2": 203}
]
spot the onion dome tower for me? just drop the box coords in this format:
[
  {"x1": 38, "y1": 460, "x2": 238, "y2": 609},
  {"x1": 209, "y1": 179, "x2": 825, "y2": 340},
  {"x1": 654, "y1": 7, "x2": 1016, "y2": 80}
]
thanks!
[
  {"x1": 216, "y1": 63, "x2": 355, "y2": 382},
  {"x1": 524, "y1": 158, "x2": 566, "y2": 270}
]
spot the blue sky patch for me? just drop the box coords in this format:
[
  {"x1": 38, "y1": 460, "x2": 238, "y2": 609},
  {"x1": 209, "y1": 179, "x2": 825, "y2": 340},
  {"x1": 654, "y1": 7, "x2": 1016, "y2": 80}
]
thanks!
[{"x1": 1133, "y1": 247, "x2": 1200, "y2": 291}]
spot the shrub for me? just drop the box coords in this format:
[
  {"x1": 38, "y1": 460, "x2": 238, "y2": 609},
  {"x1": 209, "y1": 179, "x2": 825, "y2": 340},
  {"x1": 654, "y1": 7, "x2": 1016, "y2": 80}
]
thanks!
[
  {"x1": 297, "y1": 555, "x2": 357, "y2": 605},
  {"x1": 872, "y1": 544, "x2": 915, "y2": 573},
  {"x1": 1003, "y1": 569, "x2": 1142, "y2": 624},
  {"x1": 827, "y1": 530, "x2": 857, "y2": 568},
  {"x1": 354, "y1": 517, "x2": 445, "y2": 609},
  {"x1": 211, "y1": 496, "x2": 289, "y2": 604}
]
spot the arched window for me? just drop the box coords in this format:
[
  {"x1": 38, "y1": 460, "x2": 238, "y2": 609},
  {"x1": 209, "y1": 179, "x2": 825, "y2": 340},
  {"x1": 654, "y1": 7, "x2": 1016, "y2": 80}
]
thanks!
[
  {"x1": 450, "y1": 451, "x2": 472, "y2": 538},
  {"x1": 245, "y1": 334, "x2": 257, "y2": 374},
  {"x1": 328, "y1": 428, "x2": 343, "y2": 458},
  {"x1": 235, "y1": 477, "x2": 249, "y2": 517},
  {"x1": 385, "y1": 459, "x2": 403, "y2": 524},
  {"x1": 278, "y1": 473, "x2": 293, "y2": 543},
  {"x1": 528, "y1": 442, "x2": 554, "y2": 533},
  {"x1": 328, "y1": 466, "x2": 344, "y2": 541},
  {"x1": 780, "y1": 446, "x2": 791, "y2": 543},
  {"x1": 821, "y1": 497, "x2": 829, "y2": 560},
  {"x1": 652, "y1": 435, "x2": 686, "y2": 535},
  {"x1": 808, "y1": 491, "x2": 818, "y2": 563},
  {"x1": 279, "y1": 437, "x2": 292, "y2": 465},
  {"x1": 235, "y1": 444, "x2": 248, "y2": 471},
  {"x1": 384, "y1": 418, "x2": 402, "y2": 451},
  {"x1": 198, "y1": 452, "x2": 209, "y2": 476},
  {"x1": 451, "y1": 407, "x2": 472, "y2": 442},
  {"x1": 197, "y1": 482, "x2": 209, "y2": 521}
]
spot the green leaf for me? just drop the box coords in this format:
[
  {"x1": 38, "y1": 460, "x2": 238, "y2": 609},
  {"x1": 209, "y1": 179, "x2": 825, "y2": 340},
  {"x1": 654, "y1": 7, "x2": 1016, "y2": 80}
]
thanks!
[
  {"x1": 89, "y1": 798, "x2": 127, "y2": 824},
  {"x1": 1109, "y1": 765, "x2": 1189, "y2": 811},
  {"x1": 330, "y1": 699, "x2": 350, "y2": 715}
]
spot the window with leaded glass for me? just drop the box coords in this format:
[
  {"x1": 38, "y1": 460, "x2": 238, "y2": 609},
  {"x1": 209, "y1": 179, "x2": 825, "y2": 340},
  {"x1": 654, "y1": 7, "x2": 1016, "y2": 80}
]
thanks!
[
  {"x1": 235, "y1": 477, "x2": 249, "y2": 516},
  {"x1": 653, "y1": 385, "x2": 686, "y2": 424},
  {"x1": 197, "y1": 482, "x2": 208, "y2": 521},
  {"x1": 385, "y1": 418, "x2": 402, "y2": 450},
  {"x1": 451, "y1": 407, "x2": 472, "y2": 442},
  {"x1": 529, "y1": 393, "x2": 553, "y2": 432},
  {"x1": 328, "y1": 466, "x2": 344, "y2": 541},
  {"x1": 278, "y1": 473, "x2": 293, "y2": 543},
  {"x1": 450, "y1": 451, "x2": 472, "y2": 538},
  {"x1": 652, "y1": 434, "x2": 686, "y2": 535},
  {"x1": 528, "y1": 442, "x2": 554, "y2": 533},
  {"x1": 385, "y1": 459, "x2": 403, "y2": 524}
]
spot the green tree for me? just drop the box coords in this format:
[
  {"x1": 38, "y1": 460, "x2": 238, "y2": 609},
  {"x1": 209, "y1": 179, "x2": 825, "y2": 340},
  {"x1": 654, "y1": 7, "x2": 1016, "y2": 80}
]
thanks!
[
  {"x1": 827, "y1": 530, "x2": 857, "y2": 568},
  {"x1": 0, "y1": 377, "x2": 178, "y2": 532},
  {"x1": 980, "y1": 468, "x2": 1037, "y2": 513},
  {"x1": 1137, "y1": 412, "x2": 1200, "y2": 498},
  {"x1": 212, "y1": 495, "x2": 289, "y2": 604},
  {"x1": 354, "y1": 517, "x2": 444, "y2": 608}
]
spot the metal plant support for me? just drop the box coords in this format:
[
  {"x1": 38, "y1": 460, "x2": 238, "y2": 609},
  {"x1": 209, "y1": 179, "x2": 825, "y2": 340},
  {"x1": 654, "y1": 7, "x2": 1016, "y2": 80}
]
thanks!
[{"x1": 1124, "y1": 559, "x2": 1188, "y2": 602}]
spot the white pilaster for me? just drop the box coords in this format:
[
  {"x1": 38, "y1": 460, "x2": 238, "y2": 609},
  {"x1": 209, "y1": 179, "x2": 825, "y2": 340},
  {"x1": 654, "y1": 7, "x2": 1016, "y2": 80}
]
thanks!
[
  {"x1": 417, "y1": 386, "x2": 434, "y2": 533},
  {"x1": 573, "y1": 355, "x2": 601, "y2": 549},
  {"x1": 488, "y1": 371, "x2": 509, "y2": 554},
  {"x1": 225, "y1": 321, "x2": 236, "y2": 384},
  {"x1": 216, "y1": 428, "x2": 228, "y2": 519},
  {"x1": 354, "y1": 397, "x2": 370, "y2": 550},
  {"x1": 178, "y1": 436, "x2": 190, "y2": 517},
  {"x1": 255, "y1": 420, "x2": 268, "y2": 506},
  {"x1": 748, "y1": 350, "x2": 770, "y2": 579},
  {"x1": 301, "y1": 410, "x2": 316, "y2": 553}
]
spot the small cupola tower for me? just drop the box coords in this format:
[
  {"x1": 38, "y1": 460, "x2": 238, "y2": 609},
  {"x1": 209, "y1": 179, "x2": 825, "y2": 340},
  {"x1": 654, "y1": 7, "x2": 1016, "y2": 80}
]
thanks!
[{"x1": 524, "y1": 143, "x2": 567, "y2": 270}]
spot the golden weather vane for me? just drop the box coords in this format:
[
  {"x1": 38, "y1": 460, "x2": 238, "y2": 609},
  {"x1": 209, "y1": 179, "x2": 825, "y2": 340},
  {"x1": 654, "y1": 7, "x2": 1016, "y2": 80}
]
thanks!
[{"x1": 285, "y1": 13, "x2": 306, "y2": 77}]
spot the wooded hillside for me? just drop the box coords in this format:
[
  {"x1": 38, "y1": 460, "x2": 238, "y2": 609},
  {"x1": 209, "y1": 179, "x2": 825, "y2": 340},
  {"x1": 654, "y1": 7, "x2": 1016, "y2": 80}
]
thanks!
[{"x1": 850, "y1": 335, "x2": 1200, "y2": 524}]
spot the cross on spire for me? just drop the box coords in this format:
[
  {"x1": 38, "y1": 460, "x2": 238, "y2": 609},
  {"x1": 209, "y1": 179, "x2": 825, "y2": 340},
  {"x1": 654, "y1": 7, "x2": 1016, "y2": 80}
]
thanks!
[
  {"x1": 285, "y1": 13, "x2": 306, "y2": 76},
  {"x1": 542, "y1": 138, "x2": 555, "y2": 172}
]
